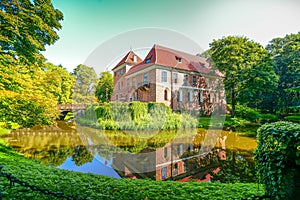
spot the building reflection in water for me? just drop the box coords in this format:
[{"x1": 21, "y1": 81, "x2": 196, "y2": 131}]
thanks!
[
  {"x1": 5, "y1": 123, "x2": 257, "y2": 182},
  {"x1": 112, "y1": 134, "x2": 228, "y2": 181}
]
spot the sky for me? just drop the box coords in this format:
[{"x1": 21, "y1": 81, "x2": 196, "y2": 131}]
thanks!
[{"x1": 42, "y1": 0, "x2": 300, "y2": 72}]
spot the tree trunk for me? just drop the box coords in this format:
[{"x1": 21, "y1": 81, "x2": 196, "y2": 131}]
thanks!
[{"x1": 231, "y1": 88, "x2": 235, "y2": 118}]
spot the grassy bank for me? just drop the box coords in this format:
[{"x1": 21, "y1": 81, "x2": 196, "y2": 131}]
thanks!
[{"x1": 0, "y1": 137, "x2": 264, "y2": 199}]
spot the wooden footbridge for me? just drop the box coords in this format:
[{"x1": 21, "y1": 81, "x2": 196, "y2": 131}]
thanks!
[{"x1": 57, "y1": 104, "x2": 87, "y2": 112}]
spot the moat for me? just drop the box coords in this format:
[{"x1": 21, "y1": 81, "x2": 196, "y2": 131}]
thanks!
[{"x1": 3, "y1": 122, "x2": 257, "y2": 183}]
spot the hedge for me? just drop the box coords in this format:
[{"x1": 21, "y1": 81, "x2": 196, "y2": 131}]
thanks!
[{"x1": 254, "y1": 121, "x2": 300, "y2": 199}]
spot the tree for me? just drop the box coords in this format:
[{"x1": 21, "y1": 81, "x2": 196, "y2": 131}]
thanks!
[
  {"x1": 0, "y1": 58, "x2": 60, "y2": 127},
  {"x1": 266, "y1": 32, "x2": 300, "y2": 113},
  {"x1": 0, "y1": 0, "x2": 63, "y2": 64},
  {"x1": 0, "y1": 1, "x2": 64, "y2": 127},
  {"x1": 72, "y1": 64, "x2": 98, "y2": 104},
  {"x1": 41, "y1": 63, "x2": 74, "y2": 104},
  {"x1": 208, "y1": 36, "x2": 278, "y2": 117},
  {"x1": 95, "y1": 71, "x2": 114, "y2": 103}
]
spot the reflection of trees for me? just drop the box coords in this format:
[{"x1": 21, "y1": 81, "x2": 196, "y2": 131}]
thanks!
[
  {"x1": 210, "y1": 149, "x2": 257, "y2": 183},
  {"x1": 41, "y1": 147, "x2": 73, "y2": 167},
  {"x1": 72, "y1": 145, "x2": 94, "y2": 166}
]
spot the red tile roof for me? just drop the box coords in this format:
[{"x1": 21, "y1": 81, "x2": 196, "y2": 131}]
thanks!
[
  {"x1": 126, "y1": 44, "x2": 224, "y2": 77},
  {"x1": 112, "y1": 51, "x2": 143, "y2": 71}
]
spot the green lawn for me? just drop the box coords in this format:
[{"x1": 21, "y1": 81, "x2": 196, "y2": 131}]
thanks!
[{"x1": 0, "y1": 139, "x2": 264, "y2": 200}]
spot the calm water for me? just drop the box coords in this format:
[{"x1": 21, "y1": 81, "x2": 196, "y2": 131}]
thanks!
[{"x1": 3, "y1": 122, "x2": 258, "y2": 182}]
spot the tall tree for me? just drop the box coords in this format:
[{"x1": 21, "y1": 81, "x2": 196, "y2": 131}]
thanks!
[
  {"x1": 95, "y1": 71, "x2": 114, "y2": 103},
  {"x1": 72, "y1": 64, "x2": 98, "y2": 104},
  {"x1": 0, "y1": 0, "x2": 63, "y2": 64},
  {"x1": 266, "y1": 32, "x2": 300, "y2": 113},
  {"x1": 208, "y1": 36, "x2": 278, "y2": 117}
]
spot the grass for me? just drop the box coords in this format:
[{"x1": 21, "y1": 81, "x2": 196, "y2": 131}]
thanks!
[
  {"x1": 198, "y1": 115, "x2": 260, "y2": 135},
  {"x1": 0, "y1": 134, "x2": 264, "y2": 200}
]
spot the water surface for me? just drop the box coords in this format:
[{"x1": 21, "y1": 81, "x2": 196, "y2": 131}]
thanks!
[{"x1": 3, "y1": 122, "x2": 257, "y2": 182}]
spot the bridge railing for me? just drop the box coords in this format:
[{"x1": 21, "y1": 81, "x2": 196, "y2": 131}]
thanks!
[{"x1": 57, "y1": 104, "x2": 87, "y2": 111}]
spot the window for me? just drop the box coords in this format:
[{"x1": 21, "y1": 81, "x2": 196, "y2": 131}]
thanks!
[
  {"x1": 164, "y1": 147, "x2": 168, "y2": 158},
  {"x1": 116, "y1": 94, "x2": 118, "y2": 100},
  {"x1": 127, "y1": 80, "x2": 130, "y2": 87},
  {"x1": 173, "y1": 163, "x2": 178, "y2": 175},
  {"x1": 145, "y1": 56, "x2": 152, "y2": 64},
  {"x1": 210, "y1": 93, "x2": 214, "y2": 103},
  {"x1": 184, "y1": 161, "x2": 188, "y2": 172},
  {"x1": 176, "y1": 56, "x2": 182, "y2": 63},
  {"x1": 178, "y1": 90, "x2": 183, "y2": 102},
  {"x1": 193, "y1": 76, "x2": 197, "y2": 86},
  {"x1": 132, "y1": 78, "x2": 135, "y2": 86},
  {"x1": 188, "y1": 91, "x2": 193, "y2": 102},
  {"x1": 144, "y1": 73, "x2": 148, "y2": 83},
  {"x1": 199, "y1": 92, "x2": 203, "y2": 103},
  {"x1": 118, "y1": 69, "x2": 124, "y2": 75},
  {"x1": 161, "y1": 71, "x2": 167, "y2": 82},
  {"x1": 183, "y1": 74, "x2": 188, "y2": 85},
  {"x1": 209, "y1": 79, "x2": 212, "y2": 89},
  {"x1": 173, "y1": 73, "x2": 178, "y2": 83},
  {"x1": 117, "y1": 82, "x2": 120, "y2": 90},
  {"x1": 162, "y1": 167, "x2": 167, "y2": 179},
  {"x1": 164, "y1": 89, "x2": 168, "y2": 100}
]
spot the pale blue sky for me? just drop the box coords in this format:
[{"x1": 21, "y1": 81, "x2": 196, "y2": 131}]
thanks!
[{"x1": 43, "y1": 0, "x2": 300, "y2": 72}]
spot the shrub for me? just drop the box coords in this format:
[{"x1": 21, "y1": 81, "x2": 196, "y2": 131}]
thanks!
[
  {"x1": 148, "y1": 103, "x2": 169, "y2": 130},
  {"x1": 234, "y1": 105, "x2": 261, "y2": 122},
  {"x1": 95, "y1": 103, "x2": 113, "y2": 120},
  {"x1": 254, "y1": 122, "x2": 300, "y2": 199},
  {"x1": 64, "y1": 112, "x2": 74, "y2": 121},
  {"x1": 181, "y1": 113, "x2": 198, "y2": 129},
  {"x1": 98, "y1": 118, "x2": 119, "y2": 130},
  {"x1": 129, "y1": 102, "x2": 148, "y2": 122},
  {"x1": 259, "y1": 113, "x2": 278, "y2": 123},
  {"x1": 81, "y1": 105, "x2": 98, "y2": 122},
  {"x1": 163, "y1": 113, "x2": 181, "y2": 129},
  {"x1": 284, "y1": 115, "x2": 300, "y2": 123},
  {"x1": 110, "y1": 102, "x2": 131, "y2": 122}
]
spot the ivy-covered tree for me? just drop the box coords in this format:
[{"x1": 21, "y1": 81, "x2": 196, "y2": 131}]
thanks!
[
  {"x1": 208, "y1": 36, "x2": 278, "y2": 117},
  {"x1": 72, "y1": 64, "x2": 98, "y2": 104},
  {"x1": 95, "y1": 71, "x2": 114, "y2": 103},
  {"x1": 0, "y1": 0, "x2": 63, "y2": 64},
  {"x1": 266, "y1": 32, "x2": 300, "y2": 113}
]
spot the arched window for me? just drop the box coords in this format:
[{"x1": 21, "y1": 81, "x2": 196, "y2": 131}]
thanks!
[{"x1": 164, "y1": 89, "x2": 168, "y2": 100}]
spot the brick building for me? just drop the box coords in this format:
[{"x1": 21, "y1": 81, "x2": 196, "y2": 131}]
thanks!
[{"x1": 112, "y1": 44, "x2": 225, "y2": 114}]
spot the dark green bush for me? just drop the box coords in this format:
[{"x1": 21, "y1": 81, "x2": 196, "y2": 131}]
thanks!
[{"x1": 255, "y1": 121, "x2": 300, "y2": 199}]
